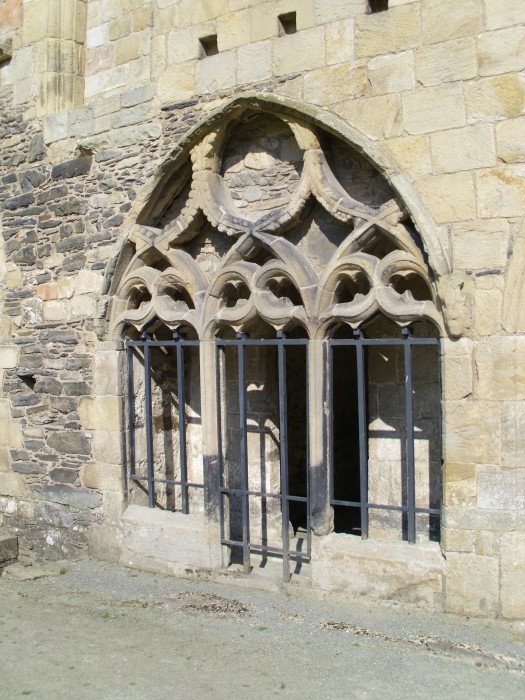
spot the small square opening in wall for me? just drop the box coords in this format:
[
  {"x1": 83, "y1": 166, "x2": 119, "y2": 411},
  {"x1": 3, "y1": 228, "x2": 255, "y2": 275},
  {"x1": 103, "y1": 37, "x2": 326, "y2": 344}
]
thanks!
[
  {"x1": 199, "y1": 34, "x2": 219, "y2": 57},
  {"x1": 369, "y1": 0, "x2": 388, "y2": 12},
  {"x1": 278, "y1": 12, "x2": 297, "y2": 36}
]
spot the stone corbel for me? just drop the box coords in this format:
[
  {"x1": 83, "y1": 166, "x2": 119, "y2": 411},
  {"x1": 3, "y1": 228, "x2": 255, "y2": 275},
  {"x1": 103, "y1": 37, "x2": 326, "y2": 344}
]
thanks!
[{"x1": 437, "y1": 272, "x2": 474, "y2": 338}]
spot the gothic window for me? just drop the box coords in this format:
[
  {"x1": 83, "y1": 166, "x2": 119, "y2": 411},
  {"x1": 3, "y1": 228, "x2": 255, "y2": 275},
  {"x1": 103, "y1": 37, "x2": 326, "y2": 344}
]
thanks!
[{"x1": 109, "y1": 103, "x2": 442, "y2": 575}]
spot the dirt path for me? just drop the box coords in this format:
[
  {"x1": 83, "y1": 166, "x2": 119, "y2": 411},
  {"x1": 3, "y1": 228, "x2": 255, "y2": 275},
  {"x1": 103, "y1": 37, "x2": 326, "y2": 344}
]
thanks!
[{"x1": 0, "y1": 558, "x2": 524, "y2": 699}]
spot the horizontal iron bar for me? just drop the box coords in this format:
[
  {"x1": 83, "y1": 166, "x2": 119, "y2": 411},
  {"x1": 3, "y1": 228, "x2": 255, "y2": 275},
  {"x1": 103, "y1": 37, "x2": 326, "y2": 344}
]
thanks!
[
  {"x1": 216, "y1": 339, "x2": 308, "y2": 347},
  {"x1": 221, "y1": 540, "x2": 311, "y2": 561},
  {"x1": 220, "y1": 488, "x2": 307, "y2": 502},
  {"x1": 126, "y1": 340, "x2": 199, "y2": 348},
  {"x1": 330, "y1": 338, "x2": 439, "y2": 347},
  {"x1": 131, "y1": 475, "x2": 204, "y2": 489},
  {"x1": 330, "y1": 498, "x2": 440, "y2": 515}
]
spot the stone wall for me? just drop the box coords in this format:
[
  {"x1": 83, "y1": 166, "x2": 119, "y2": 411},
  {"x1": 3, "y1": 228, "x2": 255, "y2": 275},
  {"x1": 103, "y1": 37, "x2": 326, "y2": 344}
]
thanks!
[{"x1": 0, "y1": 0, "x2": 524, "y2": 618}]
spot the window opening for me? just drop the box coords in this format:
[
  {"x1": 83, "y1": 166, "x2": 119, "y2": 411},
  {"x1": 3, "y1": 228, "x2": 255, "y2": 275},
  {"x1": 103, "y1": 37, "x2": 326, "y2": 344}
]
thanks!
[
  {"x1": 199, "y1": 34, "x2": 219, "y2": 57},
  {"x1": 278, "y1": 12, "x2": 297, "y2": 36},
  {"x1": 369, "y1": 0, "x2": 388, "y2": 13},
  {"x1": 216, "y1": 330, "x2": 310, "y2": 582},
  {"x1": 330, "y1": 320, "x2": 441, "y2": 543},
  {"x1": 126, "y1": 328, "x2": 204, "y2": 512}
]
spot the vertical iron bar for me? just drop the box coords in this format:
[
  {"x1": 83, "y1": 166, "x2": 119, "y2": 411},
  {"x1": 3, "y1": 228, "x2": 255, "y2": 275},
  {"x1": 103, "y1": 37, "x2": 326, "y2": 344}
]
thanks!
[
  {"x1": 403, "y1": 327, "x2": 416, "y2": 542},
  {"x1": 143, "y1": 335, "x2": 155, "y2": 508},
  {"x1": 328, "y1": 341, "x2": 335, "y2": 506},
  {"x1": 175, "y1": 333, "x2": 189, "y2": 514},
  {"x1": 277, "y1": 332, "x2": 290, "y2": 583},
  {"x1": 216, "y1": 343, "x2": 225, "y2": 544},
  {"x1": 237, "y1": 333, "x2": 250, "y2": 574},
  {"x1": 355, "y1": 330, "x2": 369, "y2": 539},
  {"x1": 305, "y1": 341, "x2": 311, "y2": 558},
  {"x1": 126, "y1": 344, "x2": 136, "y2": 479}
]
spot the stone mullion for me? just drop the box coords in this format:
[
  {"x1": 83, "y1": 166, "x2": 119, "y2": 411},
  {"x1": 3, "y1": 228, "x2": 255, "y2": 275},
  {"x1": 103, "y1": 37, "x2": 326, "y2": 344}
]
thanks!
[
  {"x1": 308, "y1": 338, "x2": 332, "y2": 537},
  {"x1": 199, "y1": 337, "x2": 224, "y2": 568}
]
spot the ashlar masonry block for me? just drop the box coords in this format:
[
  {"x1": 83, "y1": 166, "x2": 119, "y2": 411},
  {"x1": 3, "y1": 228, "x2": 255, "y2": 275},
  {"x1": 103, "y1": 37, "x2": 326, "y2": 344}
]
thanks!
[
  {"x1": 477, "y1": 165, "x2": 525, "y2": 219},
  {"x1": 403, "y1": 84, "x2": 466, "y2": 135},
  {"x1": 368, "y1": 51, "x2": 415, "y2": 96},
  {"x1": 421, "y1": 0, "x2": 483, "y2": 45},
  {"x1": 355, "y1": 3, "x2": 420, "y2": 58},
  {"x1": 500, "y1": 531, "x2": 525, "y2": 619},
  {"x1": 303, "y1": 63, "x2": 367, "y2": 106},
  {"x1": 430, "y1": 124, "x2": 496, "y2": 174},
  {"x1": 314, "y1": 0, "x2": 367, "y2": 23},
  {"x1": 272, "y1": 26, "x2": 324, "y2": 76},
  {"x1": 496, "y1": 117, "x2": 525, "y2": 164},
  {"x1": 237, "y1": 40, "x2": 271, "y2": 85},
  {"x1": 416, "y1": 172, "x2": 475, "y2": 224},
  {"x1": 466, "y1": 74, "x2": 525, "y2": 123},
  {"x1": 484, "y1": 0, "x2": 525, "y2": 31},
  {"x1": 325, "y1": 19, "x2": 354, "y2": 66},
  {"x1": 445, "y1": 552, "x2": 499, "y2": 616},
  {"x1": 478, "y1": 27, "x2": 525, "y2": 77},
  {"x1": 335, "y1": 94, "x2": 402, "y2": 141},
  {"x1": 415, "y1": 38, "x2": 476, "y2": 88}
]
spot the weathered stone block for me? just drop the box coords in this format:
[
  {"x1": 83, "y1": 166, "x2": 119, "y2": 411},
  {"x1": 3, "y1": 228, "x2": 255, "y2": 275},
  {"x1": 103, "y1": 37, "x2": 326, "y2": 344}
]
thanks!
[
  {"x1": 415, "y1": 38, "x2": 476, "y2": 87},
  {"x1": 304, "y1": 63, "x2": 367, "y2": 106},
  {"x1": 237, "y1": 40, "x2": 271, "y2": 85},
  {"x1": 272, "y1": 26, "x2": 325, "y2": 76},
  {"x1": 217, "y1": 9, "x2": 250, "y2": 51},
  {"x1": 475, "y1": 337, "x2": 525, "y2": 401},
  {"x1": 445, "y1": 552, "x2": 499, "y2": 616},
  {"x1": 335, "y1": 94, "x2": 402, "y2": 140},
  {"x1": 82, "y1": 462, "x2": 123, "y2": 491},
  {"x1": 500, "y1": 531, "x2": 525, "y2": 619},
  {"x1": 32, "y1": 484, "x2": 101, "y2": 509},
  {"x1": 120, "y1": 504, "x2": 221, "y2": 572},
  {"x1": 325, "y1": 19, "x2": 354, "y2": 66},
  {"x1": 430, "y1": 124, "x2": 496, "y2": 173},
  {"x1": 466, "y1": 74, "x2": 525, "y2": 123},
  {"x1": 312, "y1": 534, "x2": 443, "y2": 607},
  {"x1": 443, "y1": 462, "x2": 476, "y2": 508},
  {"x1": 314, "y1": 0, "x2": 366, "y2": 23},
  {"x1": 0, "y1": 473, "x2": 28, "y2": 498},
  {"x1": 47, "y1": 431, "x2": 91, "y2": 456},
  {"x1": 79, "y1": 396, "x2": 121, "y2": 432},
  {"x1": 444, "y1": 400, "x2": 499, "y2": 464},
  {"x1": 0, "y1": 347, "x2": 18, "y2": 369},
  {"x1": 382, "y1": 135, "x2": 432, "y2": 178},
  {"x1": 421, "y1": 0, "x2": 482, "y2": 45},
  {"x1": 403, "y1": 84, "x2": 466, "y2": 135},
  {"x1": 115, "y1": 34, "x2": 140, "y2": 65},
  {"x1": 157, "y1": 61, "x2": 195, "y2": 104},
  {"x1": 178, "y1": 0, "x2": 228, "y2": 27},
  {"x1": 195, "y1": 51, "x2": 236, "y2": 94},
  {"x1": 417, "y1": 172, "x2": 475, "y2": 224},
  {"x1": 51, "y1": 156, "x2": 92, "y2": 180},
  {"x1": 501, "y1": 402, "x2": 525, "y2": 468},
  {"x1": 477, "y1": 469, "x2": 518, "y2": 511},
  {"x1": 485, "y1": 0, "x2": 525, "y2": 31},
  {"x1": 0, "y1": 535, "x2": 18, "y2": 565},
  {"x1": 474, "y1": 288, "x2": 502, "y2": 337},
  {"x1": 477, "y1": 165, "x2": 525, "y2": 219},
  {"x1": 496, "y1": 117, "x2": 525, "y2": 164},
  {"x1": 355, "y1": 4, "x2": 420, "y2": 58},
  {"x1": 478, "y1": 27, "x2": 525, "y2": 77},
  {"x1": 368, "y1": 51, "x2": 415, "y2": 96},
  {"x1": 452, "y1": 219, "x2": 509, "y2": 271}
]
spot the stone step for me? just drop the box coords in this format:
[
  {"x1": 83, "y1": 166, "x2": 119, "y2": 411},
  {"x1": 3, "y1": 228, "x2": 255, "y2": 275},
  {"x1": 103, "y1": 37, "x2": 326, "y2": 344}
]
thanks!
[{"x1": 0, "y1": 535, "x2": 19, "y2": 566}]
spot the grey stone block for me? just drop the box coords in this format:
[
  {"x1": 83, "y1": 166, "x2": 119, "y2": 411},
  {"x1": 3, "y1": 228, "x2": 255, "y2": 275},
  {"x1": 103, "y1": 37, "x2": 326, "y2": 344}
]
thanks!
[{"x1": 0, "y1": 536, "x2": 18, "y2": 565}]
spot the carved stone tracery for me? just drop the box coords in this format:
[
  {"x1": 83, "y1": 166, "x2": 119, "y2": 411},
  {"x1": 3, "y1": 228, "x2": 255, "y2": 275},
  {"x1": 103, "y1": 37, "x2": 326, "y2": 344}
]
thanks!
[{"x1": 110, "y1": 107, "x2": 442, "y2": 339}]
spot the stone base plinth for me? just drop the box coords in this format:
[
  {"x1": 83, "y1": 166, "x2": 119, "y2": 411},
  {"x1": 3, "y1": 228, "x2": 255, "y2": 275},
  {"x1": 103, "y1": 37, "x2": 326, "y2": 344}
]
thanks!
[{"x1": 311, "y1": 534, "x2": 444, "y2": 608}]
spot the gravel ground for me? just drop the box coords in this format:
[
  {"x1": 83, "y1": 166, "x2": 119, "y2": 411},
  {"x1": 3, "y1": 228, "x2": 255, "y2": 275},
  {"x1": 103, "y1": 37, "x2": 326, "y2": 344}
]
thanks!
[{"x1": 0, "y1": 557, "x2": 524, "y2": 699}]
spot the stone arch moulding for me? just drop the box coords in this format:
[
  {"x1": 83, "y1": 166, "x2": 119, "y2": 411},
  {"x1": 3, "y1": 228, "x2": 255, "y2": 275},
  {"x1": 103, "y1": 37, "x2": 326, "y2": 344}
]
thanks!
[{"x1": 101, "y1": 93, "x2": 455, "y2": 341}]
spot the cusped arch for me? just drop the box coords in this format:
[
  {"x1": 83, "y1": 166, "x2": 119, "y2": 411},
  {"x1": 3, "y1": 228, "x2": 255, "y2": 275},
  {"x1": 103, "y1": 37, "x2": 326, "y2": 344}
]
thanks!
[{"x1": 105, "y1": 94, "x2": 449, "y2": 341}]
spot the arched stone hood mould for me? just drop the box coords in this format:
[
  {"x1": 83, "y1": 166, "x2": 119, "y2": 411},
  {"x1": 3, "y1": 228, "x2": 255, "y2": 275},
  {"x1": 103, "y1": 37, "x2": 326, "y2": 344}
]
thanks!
[{"x1": 104, "y1": 93, "x2": 451, "y2": 294}]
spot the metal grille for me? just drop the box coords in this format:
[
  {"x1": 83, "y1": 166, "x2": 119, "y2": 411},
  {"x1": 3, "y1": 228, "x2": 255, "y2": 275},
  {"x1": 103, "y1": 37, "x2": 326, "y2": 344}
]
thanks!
[
  {"x1": 329, "y1": 328, "x2": 441, "y2": 543},
  {"x1": 126, "y1": 331, "x2": 204, "y2": 512},
  {"x1": 216, "y1": 332, "x2": 310, "y2": 582}
]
